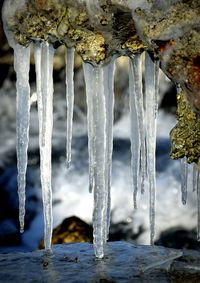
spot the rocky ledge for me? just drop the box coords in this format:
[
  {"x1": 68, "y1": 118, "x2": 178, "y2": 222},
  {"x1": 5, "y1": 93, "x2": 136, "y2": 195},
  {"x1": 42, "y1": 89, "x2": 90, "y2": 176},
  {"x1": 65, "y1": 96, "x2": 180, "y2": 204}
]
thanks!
[{"x1": 0, "y1": 241, "x2": 200, "y2": 282}]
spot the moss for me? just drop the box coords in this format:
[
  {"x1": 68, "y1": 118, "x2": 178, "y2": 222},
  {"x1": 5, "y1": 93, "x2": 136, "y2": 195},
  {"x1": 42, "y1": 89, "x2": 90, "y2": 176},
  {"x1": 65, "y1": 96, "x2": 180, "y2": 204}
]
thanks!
[{"x1": 170, "y1": 91, "x2": 200, "y2": 164}]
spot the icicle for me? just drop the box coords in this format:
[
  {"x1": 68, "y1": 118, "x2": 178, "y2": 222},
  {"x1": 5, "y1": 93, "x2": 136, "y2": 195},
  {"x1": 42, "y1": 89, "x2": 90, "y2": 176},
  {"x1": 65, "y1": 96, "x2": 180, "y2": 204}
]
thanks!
[
  {"x1": 180, "y1": 157, "x2": 188, "y2": 205},
  {"x1": 83, "y1": 59, "x2": 115, "y2": 258},
  {"x1": 129, "y1": 60, "x2": 140, "y2": 209},
  {"x1": 193, "y1": 163, "x2": 198, "y2": 192},
  {"x1": 83, "y1": 63, "x2": 95, "y2": 193},
  {"x1": 197, "y1": 169, "x2": 200, "y2": 241},
  {"x1": 34, "y1": 42, "x2": 54, "y2": 253},
  {"x1": 14, "y1": 44, "x2": 31, "y2": 233},
  {"x1": 85, "y1": 0, "x2": 101, "y2": 16},
  {"x1": 129, "y1": 54, "x2": 146, "y2": 208},
  {"x1": 65, "y1": 47, "x2": 75, "y2": 168},
  {"x1": 104, "y1": 58, "x2": 115, "y2": 239},
  {"x1": 145, "y1": 53, "x2": 159, "y2": 245}
]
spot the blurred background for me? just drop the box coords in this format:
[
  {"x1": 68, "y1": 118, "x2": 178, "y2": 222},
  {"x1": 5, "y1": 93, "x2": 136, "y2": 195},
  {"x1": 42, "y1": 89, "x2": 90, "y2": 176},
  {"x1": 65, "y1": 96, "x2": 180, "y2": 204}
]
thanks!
[{"x1": 0, "y1": 3, "x2": 199, "y2": 254}]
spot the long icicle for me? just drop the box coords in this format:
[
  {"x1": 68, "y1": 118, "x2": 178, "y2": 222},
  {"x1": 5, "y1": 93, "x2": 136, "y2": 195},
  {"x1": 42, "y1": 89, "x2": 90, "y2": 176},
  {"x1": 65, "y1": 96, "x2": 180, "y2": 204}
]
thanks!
[
  {"x1": 66, "y1": 47, "x2": 75, "y2": 168},
  {"x1": 14, "y1": 44, "x2": 31, "y2": 233},
  {"x1": 193, "y1": 163, "x2": 198, "y2": 192},
  {"x1": 196, "y1": 168, "x2": 200, "y2": 240},
  {"x1": 83, "y1": 63, "x2": 95, "y2": 193},
  {"x1": 34, "y1": 42, "x2": 54, "y2": 253},
  {"x1": 180, "y1": 157, "x2": 188, "y2": 205},
  {"x1": 145, "y1": 53, "x2": 159, "y2": 245},
  {"x1": 104, "y1": 58, "x2": 115, "y2": 239},
  {"x1": 83, "y1": 62, "x2": 107, "y2": 258},
  {"x1": 130, "y1": 54, "x2": 146, "y2": 200},
  {"x1": 129, "y1": 58, "x2": 140, "y2": 209}
]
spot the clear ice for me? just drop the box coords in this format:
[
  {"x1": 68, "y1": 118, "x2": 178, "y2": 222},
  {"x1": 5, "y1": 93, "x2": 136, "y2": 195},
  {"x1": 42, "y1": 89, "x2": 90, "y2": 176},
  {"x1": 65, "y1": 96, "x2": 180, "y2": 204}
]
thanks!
[
  {"x1": 65, "y1": 48, "x2": 75, "y2": 168},
  {"x1": 83, "y1": 59, "x2": 115, "y2": 258},
  {"x1": 197, "y1": 169, "x2": 200, "y2": 240},
  {"x1": 34, "y1": 42, "x2": 54, "y2": 252},
  {"x1": 129, "y1": 54, "x2": 146, "y2": 209},
  {"x1": 180, "y1": 157, "x2": 188, "y2": 205},
  {"x1": 5, "y1": 9, "x2": 199, "y2": 257},
  {"x1": 193, "y1": 163, "x2": 198, "y2": 193},
  {"x1": 129, "y1": 57, "x2": 141, "y2": 209},
  {"x1": 145, "y1": 53, "x2": 159, "y2": 245},
  {"x1": 14, "y1": 44, "x2": 31, "y2": 233}
]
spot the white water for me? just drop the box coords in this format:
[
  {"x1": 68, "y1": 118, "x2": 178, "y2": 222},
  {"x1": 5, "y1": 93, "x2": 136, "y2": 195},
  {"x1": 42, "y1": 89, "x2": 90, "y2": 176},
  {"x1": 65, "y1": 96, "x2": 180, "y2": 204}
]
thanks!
[
  {"x1": 145, "y1": 53, "x2": 159, "y2": 245},
  {"x1": 34, "y1": 42, "x2": 54, "y2": 252},
  {"x1": 65, "y1": 48, "x2": 75, "y2": 168},
  {"x1": 14, "y1": 44, "x2": 31, "y2": 233}
]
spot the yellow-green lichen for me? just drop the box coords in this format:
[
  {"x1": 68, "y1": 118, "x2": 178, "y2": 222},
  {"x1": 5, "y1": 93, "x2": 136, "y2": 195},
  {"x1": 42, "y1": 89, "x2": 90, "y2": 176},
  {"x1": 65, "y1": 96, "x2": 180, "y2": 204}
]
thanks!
[
  {"x1": 170, "y1": 92, "x2": 200, "y2": 163},
  {"x1": 136, "y1": 1, "x2": 200, "y2": 44},
  {"x1": 122, "y1": 34, "x2": 147, "y2": 53},
  {"x1": 75, "y1": 32, "x2": 106, "y2": 63},
  {"x1": 5, "y1": 0, "x2": 149, "y2": 63}
]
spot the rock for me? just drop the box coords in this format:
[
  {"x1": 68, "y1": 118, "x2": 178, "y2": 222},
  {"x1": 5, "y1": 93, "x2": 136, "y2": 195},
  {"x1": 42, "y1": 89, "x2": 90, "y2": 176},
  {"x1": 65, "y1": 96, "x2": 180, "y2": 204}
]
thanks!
[
  {"x1": 1, "y1": 241, "x2": 199, "y2": 282},
  {"x1": 39, "y1": 216, "x2": 93, "y2": 249},
  {"x1": 0, "y1": 242, "x2": 185, "y2": 283},
  {"x1": 2, "y1": 0, "x2": 146, "y2": 63},
  {"x1": 170, "y1": 91, "x2": 200, "y2": 164}
]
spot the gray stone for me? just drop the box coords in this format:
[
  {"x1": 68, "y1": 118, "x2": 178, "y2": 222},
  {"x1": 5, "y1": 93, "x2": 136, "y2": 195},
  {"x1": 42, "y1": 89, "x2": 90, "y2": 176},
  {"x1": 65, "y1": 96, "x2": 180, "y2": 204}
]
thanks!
[{"x1": 0, "y1": 241, "x2": 200, "y2": 282}]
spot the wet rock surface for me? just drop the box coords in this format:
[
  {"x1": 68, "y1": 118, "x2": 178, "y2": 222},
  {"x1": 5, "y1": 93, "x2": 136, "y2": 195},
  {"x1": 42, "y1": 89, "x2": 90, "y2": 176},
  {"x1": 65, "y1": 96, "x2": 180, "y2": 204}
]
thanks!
[{"x1": 0, "y1": 241, "x2": 197, "y2": 283}]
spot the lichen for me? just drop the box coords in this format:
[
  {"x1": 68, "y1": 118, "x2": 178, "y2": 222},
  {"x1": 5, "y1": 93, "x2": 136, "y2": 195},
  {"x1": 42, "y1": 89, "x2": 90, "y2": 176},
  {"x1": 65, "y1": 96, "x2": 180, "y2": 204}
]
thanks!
[
  {"x1": 170, "y1": 92, "x2": 200, "y2": 164},
  {"x1": 4, "y1": 0, "x2": 147, "y2": 63},
  {"x1": 122, "y1": 34, "x2": 147, "y2": 53}
]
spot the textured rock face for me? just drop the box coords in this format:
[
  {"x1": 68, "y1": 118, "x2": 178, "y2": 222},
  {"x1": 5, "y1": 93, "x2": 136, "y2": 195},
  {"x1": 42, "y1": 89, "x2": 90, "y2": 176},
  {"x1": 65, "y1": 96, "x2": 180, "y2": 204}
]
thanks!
[
  {"x1": 2, "y1": 0, "x2": 200, "y2": 106},
  {"x1": 133, "y1": 0, "x2": 200, "y2": 111},
  {"x1": 170, "y1": 92, "x2": 200, "y2": 164},
  {"x1": 0, "y1": 241, "x2": 199, "y2": 283},
  {"x1": 2, "y1": 0, "x2": 146, "y2": 63},
  {"x1": 2, "y1": 0, "x2": 200, "y2": 162}
]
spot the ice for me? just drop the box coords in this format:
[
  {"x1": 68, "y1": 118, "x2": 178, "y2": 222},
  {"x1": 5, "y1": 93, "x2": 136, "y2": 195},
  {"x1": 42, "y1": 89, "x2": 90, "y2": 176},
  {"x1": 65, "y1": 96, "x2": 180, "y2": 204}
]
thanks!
[
  {"x1": 193, "y1": 163, "x2": 198, "y2": 193},
  {"x1": 83, "y1": 59, "x2": 115, "y2": 258},
  {"x1": 85, "y1": 0, "x2": 102, "y2": 23},
  {"x1": 65, "y1": 48, "x2": 75, "y2": 168},
  {"x1": 14, "y1": 44, "x2": 31, "y2": 233},
  {"x1": 180, "y1": 157, "x2": 188, "y2": 205},
  {"x1": 130, "y1": 55, "x2": 146, "y2": 200},
  {"x1": 197, "y1": 170, "x2": 200, "y2": 241},
  {"x1": 103, "y1": 58, "x2": 115, "y2": 238},
  {"x1": 145, "y1": 52, "x2": 159, "y2": 245},
  {"x1": 34, "y1": 42, "x2": 54, "y2": 252},
  {"x1": 129, "y1": 57, "x2": 141, "y2": 209}
]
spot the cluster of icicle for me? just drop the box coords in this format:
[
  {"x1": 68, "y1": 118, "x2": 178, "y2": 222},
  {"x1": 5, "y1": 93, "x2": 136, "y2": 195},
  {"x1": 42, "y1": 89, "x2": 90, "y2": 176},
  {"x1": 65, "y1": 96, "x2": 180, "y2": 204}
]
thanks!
[
  {"x1": 12, "y1": 37, "x2": 200, "y2": 258},
  {"x1": 11, "y1": 40, "x2": 161, "y2": 258},
  {"x1": 3, "y1": 0, "x2": 200, "y2": 261}
]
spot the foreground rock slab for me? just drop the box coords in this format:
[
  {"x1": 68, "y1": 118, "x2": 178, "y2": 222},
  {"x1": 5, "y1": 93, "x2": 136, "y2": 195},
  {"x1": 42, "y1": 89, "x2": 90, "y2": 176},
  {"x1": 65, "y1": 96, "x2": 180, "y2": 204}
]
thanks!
[{"x1": 0, "y1": 241, "x2": 200, "y2": 282}]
